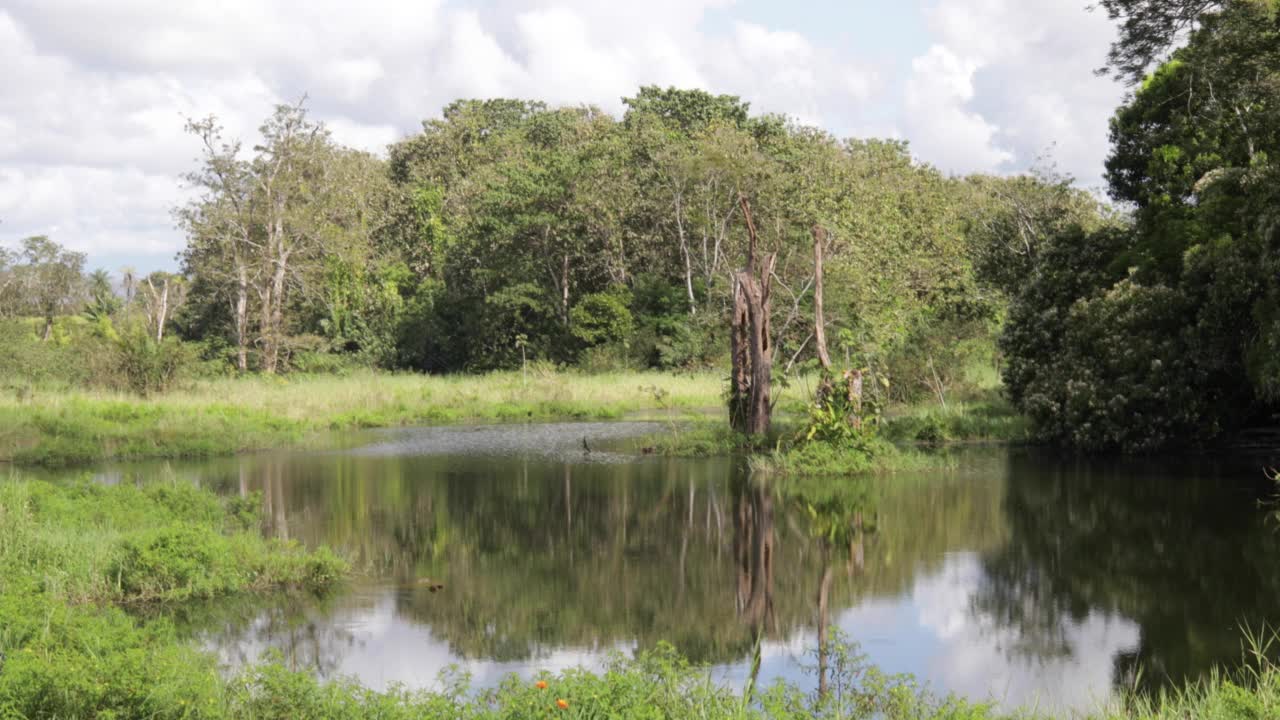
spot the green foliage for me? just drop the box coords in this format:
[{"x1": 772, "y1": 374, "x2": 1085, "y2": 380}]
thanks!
[
  {"x1": 622, "y1": 85, "x2": 752, "y2": 133},
  {"x1": 882, "y1": 397, "x2": 1030, "y2": 445},
  {"x1": 1023, "y1": 281, "x2": 1212, "y2": 451},
  {"x1": 112, "y1": 323, "x2": 193, "y2": 396},
  {"x1": 569, "y1": 291, "x2": 634, "y2": 348},
  {"x1": 998, "y1": 2, "x2": 1280, "y2": 451},
  {"x1": 319, "y1": 257, "x2": 404, "y2": 365},
  {"x1": 0, "y1": 479, "x2": 345, "y2": 604}
]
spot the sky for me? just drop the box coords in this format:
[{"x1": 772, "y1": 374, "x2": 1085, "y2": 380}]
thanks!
[{"x1": 0, "y1": 0, "x2": 1126, "y2": 274}]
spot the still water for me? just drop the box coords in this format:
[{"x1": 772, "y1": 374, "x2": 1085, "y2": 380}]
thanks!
[{"x1": 74, "y1": 422, "x2": 1280, "y2": 712}]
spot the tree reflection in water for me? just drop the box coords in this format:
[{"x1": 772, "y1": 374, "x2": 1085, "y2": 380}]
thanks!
[
  {"x1": 972, "y1": 450, "x2": 1280, "y2": 696},
  {"x1": 99, "y1": 438, "x2": 1280, "y2": 704}
]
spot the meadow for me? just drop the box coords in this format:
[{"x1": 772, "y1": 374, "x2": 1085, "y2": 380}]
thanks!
[{"x1": 0, "y1": 369, "x2": 743, "y2": 466}]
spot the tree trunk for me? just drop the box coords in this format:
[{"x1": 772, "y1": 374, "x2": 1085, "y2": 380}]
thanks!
[
  {"x1": 813, "y1": 226, "x2": 832, "y2": 371},
  {"x1": 729, "y1": 195, "x2": 775, "y2": 437},
  {"x1": 155, "y1": 278, "x2": 169, "y2": 342},
  {"x1": 234, "y1": 264, "x2": 249, "y2": 373},
  {"x1": 729, "y1": 280, "x2": 750, "y2": 432},
  {"x1": 41, "y1": 312, "x2": 53, "y2": 341},
  {"x1": 561, "y1": 252, "x2": 570, "y2": 326},
  {"x1": 673, "y1": 190, "x2": 697, "y2": 315},
  {"x1": 259, "y1": 198, "x2": 288, "y2": 375},
  {"x1": 259, "y1": 282, "x2": 276, "y2": 374},
  {"x1": 813, "y1": 225, "x2": 836, "y2": 405},
  {"x1": 846, "y1": 369, "x2": 864, "y2": 429},
  {"x1": 264, "y1": 251, "x2": 289, "y2": 374},
  {"x1": 738, "y1": 267, "x2": 775, "y2": 436}
]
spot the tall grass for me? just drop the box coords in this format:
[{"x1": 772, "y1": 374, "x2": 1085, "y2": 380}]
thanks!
[
  {"x1": 0, "y1": 476, "x2": 344, "y2": 718},
  {"x1": 0, "y1": 370, "x2": 754, "y2": 466},
  {"x1": 0, "y1": 477, "x2": 344, "y2": 604}
]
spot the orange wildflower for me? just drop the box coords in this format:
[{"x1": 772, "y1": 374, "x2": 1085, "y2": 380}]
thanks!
[
  {"x1": 556, "y1": 698, "x2": 569, "y2": 710},
  {"x1": 535, "y1": 680, "x2": 548, "y2": 690}
]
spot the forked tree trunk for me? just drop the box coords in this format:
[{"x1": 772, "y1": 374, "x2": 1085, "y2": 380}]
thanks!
[{"x1": 729, "y1": 195, "x2": 776, "y2": 437}]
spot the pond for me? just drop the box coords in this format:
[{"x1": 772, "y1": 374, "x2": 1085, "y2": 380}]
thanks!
[{"x1": 63, "y1": 422, "x2": 1280, "y2": 713}]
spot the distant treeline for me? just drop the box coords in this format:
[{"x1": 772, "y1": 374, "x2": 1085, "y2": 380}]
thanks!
[{"x1": 3, "y1": 86, "x2": 1055, "y2": 406}]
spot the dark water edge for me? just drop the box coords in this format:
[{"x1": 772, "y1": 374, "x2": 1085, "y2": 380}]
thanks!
[{"x1": 36, "y1": 422, "x2": 1280, "y2": 714}]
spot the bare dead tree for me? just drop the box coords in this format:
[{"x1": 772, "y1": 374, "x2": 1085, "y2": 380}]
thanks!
[{"x1": 729, "y1": 195, "x2": 777, "y2": 437}]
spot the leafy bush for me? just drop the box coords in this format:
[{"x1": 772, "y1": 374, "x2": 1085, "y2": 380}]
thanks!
[
  {"x1": 1018, "y1": 281, "x2": 1212, "y2": 451},
  {"x1": 628, "y1": 275, "x2": 723, "y2": 370},
  {"x1": 0, "y1": 318, "x2": 111, "y2": 390},
  {"x1": 569, "y1": 290, "x2": 634, "y2": 347},
  {"x1": 111, "y1": 325, "x2": 193, "y2": 396},
  {"x1": 110, "y1": 523, "x2": 239, "y2": 601}
]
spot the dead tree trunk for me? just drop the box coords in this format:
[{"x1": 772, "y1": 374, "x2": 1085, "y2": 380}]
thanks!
[
  {"x1": 145, "y1": 276, "x2": 170, "y2": 342},
  {"x1": 729, "y1": 196, "x2": 776, "y2": 437},
  {"x1": 730, "y1": 281, "x2": 751, "y2": 430}
]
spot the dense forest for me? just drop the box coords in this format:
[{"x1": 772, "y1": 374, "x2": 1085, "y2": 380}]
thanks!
[{"x1": 2, "y1": 0, "x2": 1278, "y2": 454}]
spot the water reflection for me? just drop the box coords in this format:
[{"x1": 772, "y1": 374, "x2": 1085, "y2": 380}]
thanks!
[{"x1": 64, "y1": 427, "x2": 1280, "y2": 712}]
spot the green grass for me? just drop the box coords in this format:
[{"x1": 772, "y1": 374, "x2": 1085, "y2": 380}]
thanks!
[
  {"x1": 0, "y1": 475, "x2": 348, "y2": 717},
  {"x1": 753, "y1": 435, "x2": 956, "y2": 477},
  {"x1": 0, "y1": 477, "x2": 344, "y2": 604},
  {"x1": 882, "y1": 394, "x2": 1031, "y2": 445},
  {"x1": 0, "y1": 370, "x2": 756, "y2": 467}
]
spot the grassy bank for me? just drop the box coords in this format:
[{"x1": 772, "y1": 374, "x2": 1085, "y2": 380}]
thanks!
[
  {"x1": 882, "y1": 394, "x2": 1031, "y2": 445},
  {"x1": 648, "y1": 390, "x2": 1026, "y2": 477},
  {"x1": 0, "y1": 361, "x2": 1028, "y2": 468},
  {"x1": 0, "y1": 476, "x2": 346, "y2": 718},
  {"x1": 0, "y1": 478, "x2": 345, "y2": 605},
  {"x1": 0, "y1": 370, "x2": 747, "y2": 466}
]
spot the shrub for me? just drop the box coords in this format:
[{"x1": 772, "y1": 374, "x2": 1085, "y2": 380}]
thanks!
[
  {"x1": 112, "y1": 324, "x2": 192, "y2": 396},
  {"x1": 570, "y1": 291, "x2": 634, "y2": 348},
  {"x1": 110, "y1": 523, "x2": 238, "y2": 601}
]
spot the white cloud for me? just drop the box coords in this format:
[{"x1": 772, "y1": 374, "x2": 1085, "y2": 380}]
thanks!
[
  {"x1": 906, "y1": 0, "x2": 1124, "y2": 183},
  {"x1": 0, "y1": 0, "x2": 1122, "y2": 269},
  {"x1": 904, "y1": 45, "x2": 1013, "y2": 173}
]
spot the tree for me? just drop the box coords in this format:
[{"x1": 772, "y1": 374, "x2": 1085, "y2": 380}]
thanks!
[
  {"x1": 729, "y1": 196, "x2": 777, "y2": 437},
  {"x1": 0, "y1": 246, "x2": 16, "y2": 319},
  {"x1": 180, "y1": 101, "x2": 380, "y2": 373},
  {"x1": 622, "y1": 86, "x2": 751, "y2": 135},
  {"x1": 15, "y1": 236, "x2": 86, "y2": 340},
  {"x1": 141, "y1": 271, "x2": 188, "y2": 342},
  {"x1": 999, "y1": 0, "x2": 1280, "y2": 449},
  {"x1": 965, "y1": 168, "x2": 1107, "y2": 297},
  {"x1": 179, "y1": 117, "x2": 259, "y2": 371},
  {"x1": 252, "y1": 101, "x2": 335, "y2": 373},
  {"x1": 1096, "y1": 0, "x2": 1223, "y2": 83}
]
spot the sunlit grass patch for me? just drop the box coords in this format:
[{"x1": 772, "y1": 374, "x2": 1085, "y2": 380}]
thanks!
[{"x1": 0, "y1": 370, "x2": 744, "y2": 466}]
